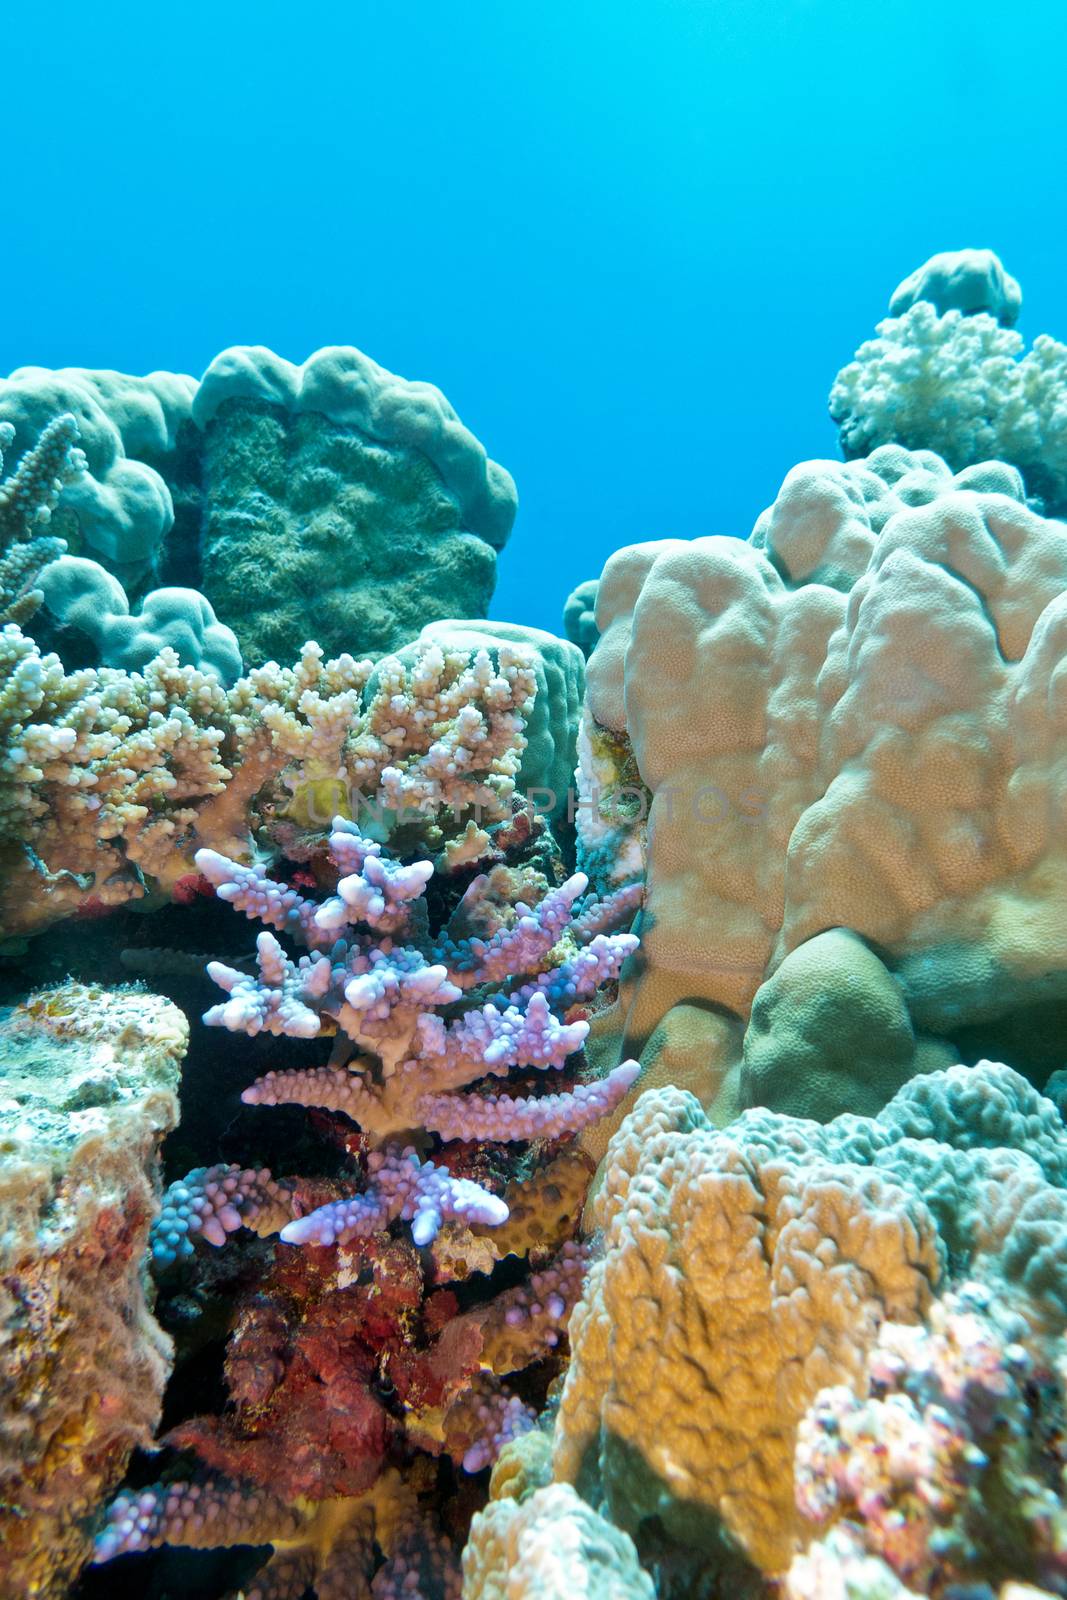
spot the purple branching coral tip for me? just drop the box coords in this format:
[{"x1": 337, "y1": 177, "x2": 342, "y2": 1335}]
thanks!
[
  {"x1": 193, "y1": 818, "x2": 641, "y2": 1247},
  {"x1": 279, "y1": 1146, "x2": 510, "y2": 1248}
]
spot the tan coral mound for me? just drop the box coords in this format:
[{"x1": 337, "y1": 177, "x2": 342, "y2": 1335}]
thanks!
[
  {"x1": 554, "y1": 1059, "x2": 1067, "y2": 1582},
  {"x1": 583, "y1": 444, "x2": 1067, "y2": 1117},
  {"x1": 0, "y1": 984, "x2": 186, "y2": 1599}
]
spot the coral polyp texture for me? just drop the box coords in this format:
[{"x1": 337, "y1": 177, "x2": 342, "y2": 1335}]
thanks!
[
  {"x1": 0, "y1": 984, "x2": 187, "y2": 1599},
  {"x1": 551, "y1": 1060, "x2": 1067, "y2": 1590},
  {"x1": 830, "y1": 249, "x2": 1067, "y2": 514},
  {"x1": 0, "y1": 633, "x2": 537, "y2": 935},
  {"x1": 582, "y1": 437, "x2": 1067, "y2": 1126},
  {"x1": 193, "y1": 344, "x2": 518, "y2": 664},
  {"x1": 788, "y1": 1283, "x2": 1067, "y2": 1597},
  {"x1": 0, "y1": 410, "x2": 86, "y2": 626}
]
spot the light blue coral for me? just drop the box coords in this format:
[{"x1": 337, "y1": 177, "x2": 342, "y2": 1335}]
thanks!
[{"x1": 36, "y1": 553, "x2": 242, "y2": 681}]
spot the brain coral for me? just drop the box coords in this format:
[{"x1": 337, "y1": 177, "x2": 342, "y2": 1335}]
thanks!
[
  {"x1": 0, "y1": 366, "x2": 197, "y2": 589},
  {"x1": 582, "y1": 443, "x2": 1067, "y2": 1124},
  {"x1": 0, "y1": 984, "x2": 186, "y2": 1599},
  {"x1": 830, "y1": 250, "x2": 1067, "y2": 514},
  {"x1": 193, "y1": 344, "x2": 518, "y2": 665},
  {"x1": 553, "y1": 1060, "x2": 1067, "y2": 1588}
]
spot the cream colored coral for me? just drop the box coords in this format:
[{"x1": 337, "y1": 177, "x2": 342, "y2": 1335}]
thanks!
[
  {"x1": 583, "y1": 446, "x2": 1067, "y2": 1105},
  {"x1": 553, "y1": 1060, "x2": 1067, "y2": 1578},
  {"x1": 0, "y1": 625, "x2": 537, "y2": 935},
  {"x1": 462, "y1": 1484, "x2": 655, "y2": 1600},
  {"x1": 0, "y1": 985, "x2": 186, "y2": 1598}
]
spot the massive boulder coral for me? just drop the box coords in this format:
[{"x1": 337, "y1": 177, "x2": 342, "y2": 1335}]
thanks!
[
  {"x1": 0, "y1": 984, "x2": 186, "y2": 1599},
  {"x1": 36, "y1": 552, "x2": 243, "y2": 681},
  {"x1": 193, "y1": 344, "x2": 518, "y2": 664},
  {"x1": 888, "y1": 247, "x2": 1022, "y2": 324},
  {"x1": 0, "y1": 630, "x2": 538, "y2": 935},
  {"x1": 582, "y1": 441, "x2": 1067, "y2": 1122},
  {"x1": 552, "y1": 1060, "x2": 1067, "y2": 1587},
  {"x1": 829, "y1": 248, "x2": 1067, "y2": 515},
  {"x1": 0, "y1": 366, "x2": 197, "y2": 590}
]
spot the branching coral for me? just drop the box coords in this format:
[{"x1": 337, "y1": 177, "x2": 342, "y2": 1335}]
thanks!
[
  {"x1": 830, "y1": 250, "x2": 1067, "y2": 513},
  {"x1": 96, "y1": 1466, "x2": 463, "y2": 1599},
  {"x1": 95, "y1": 812, "x2": 637, "y2": 1596},
  {"x1": 0, "y1": 411, "x2": 85, "y2": 626},
  {"x1": 193, "y1": 816, "x2": 639, "y2": 1242},
  {"x1": 790, "y1": 1283, "x2": 1067, "y2": 1597},
  {"x1": 0, "y1": 633, "x2": 538, "y2": 935}
]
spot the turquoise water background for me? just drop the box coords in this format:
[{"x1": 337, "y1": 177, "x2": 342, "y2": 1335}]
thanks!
[{"x1": 3, "y1": 0, "x2": 1063, "y2": 634}]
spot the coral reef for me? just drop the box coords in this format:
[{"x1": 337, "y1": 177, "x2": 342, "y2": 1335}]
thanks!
[
  {"x1": 789, "y1": 1283, "x2": 1067, "y2": 1597},
  {"x1": 552, "y1": 1060, "x2": 1067, "y2": 1586},
  {"x1": 0, "y1": 411, "x2": 86, "y2": 626},
  {"x1": 0, "y1": 366, "x2": 197, "y2": 590},
  {"x1": 7, "y1": 245, "x2": 1067, "y2": 1600},
  {"x1": 193, "y1": 345, "x2": 517, "y2": 664},
  {"x1": 563, "y1": 578, "x2": 600, "y2": 657},
  {"x1": 0, "y1": 984, "x2": 187, "y2": 1598},
  {"x1": 463, "y1": 1483, "x2": 656, "y2": 1600},
  {"x1": 582, "y1": 440, "x2": 1067, "y2": 1127},
  {"x1": 0, "y1": 633, "x2": 537, "y2": 935},
  {"x1": 389, "y1": 620, "x2": 586, "y2": 825},
  {"x1": 194, "y1": 816, "x2": 639, "y2": 1228},
  {"x1": 36, "y1": 552, "x2": 242, "y2": 681},
  {"x1": 94, "y1": 811, "x2": 638, "y2": 1596},
  {"x1": 830, "y1": 250, "x2": 1067, "y2": 514},
  {"x1": 888, "y1": 247, "x2": 1022, "y2": 324}
]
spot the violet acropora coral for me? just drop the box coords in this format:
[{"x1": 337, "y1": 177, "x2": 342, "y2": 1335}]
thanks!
[{"x1": 191, "y1": 815, "x2": 639, "y2": 1246}]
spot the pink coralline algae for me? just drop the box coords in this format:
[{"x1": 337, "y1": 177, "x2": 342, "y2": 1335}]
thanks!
[
  {"x1": 791, "y1": 1283, "x2": 1067, "y2": 1597},
  {"x1": 192, "y1": 816, "x2": 640, "y2": 1245}
]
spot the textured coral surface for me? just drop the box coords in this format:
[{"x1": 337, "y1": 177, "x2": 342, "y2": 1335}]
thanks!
[
  {"x1": 554, "y1": 1061, "x2": 1067, "y2": 1584},
  {"x1": 583, "y1": 442, "x2": 1067, "y2": 1120},
  {"x1": 0, "y1": 985, "x2": 186, "y2": 1598}
]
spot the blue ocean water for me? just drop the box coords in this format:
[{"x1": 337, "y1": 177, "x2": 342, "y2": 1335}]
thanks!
[{"x1": 2, "y1": 0, "x2": 1063, "y2": 636}]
